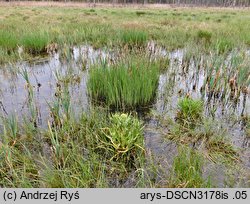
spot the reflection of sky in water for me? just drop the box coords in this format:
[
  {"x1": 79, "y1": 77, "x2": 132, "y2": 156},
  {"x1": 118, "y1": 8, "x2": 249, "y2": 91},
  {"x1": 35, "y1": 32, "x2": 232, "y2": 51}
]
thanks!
[
  {"x1": 0, "y1": 44, "x2": 249, "y2": 127},
  {"x1": 0, "y1": 45, "x2": 109, "y2": 127},
  {"x1": 147, "y1": 46, "x2": 250, "y2": 181},
  {"x1": 0, "y1": 43, "x2": 249, "y2": 186}
]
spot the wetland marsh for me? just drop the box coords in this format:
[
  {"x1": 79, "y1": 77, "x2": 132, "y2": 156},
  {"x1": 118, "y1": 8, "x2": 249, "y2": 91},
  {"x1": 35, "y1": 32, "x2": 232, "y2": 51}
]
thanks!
[{"x1": 0, "y1": 3, "x2": 249, "y2": 187}]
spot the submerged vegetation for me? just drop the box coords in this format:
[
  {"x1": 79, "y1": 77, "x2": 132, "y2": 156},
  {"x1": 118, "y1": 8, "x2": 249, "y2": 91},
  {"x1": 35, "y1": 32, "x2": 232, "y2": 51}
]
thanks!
[{"x1": 0, "y1": 3, "x2": 249, "y2": 188}]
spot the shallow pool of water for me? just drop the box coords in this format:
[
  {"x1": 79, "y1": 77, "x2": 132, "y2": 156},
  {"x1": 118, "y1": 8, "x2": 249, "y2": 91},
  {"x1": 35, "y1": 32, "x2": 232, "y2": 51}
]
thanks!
[{"x1": 0, "y1": 43, "x2": 249, "y2": 187}]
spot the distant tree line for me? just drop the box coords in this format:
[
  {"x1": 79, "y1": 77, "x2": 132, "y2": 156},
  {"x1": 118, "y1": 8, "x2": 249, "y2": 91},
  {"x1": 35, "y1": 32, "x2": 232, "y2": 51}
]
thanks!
[{"x1": 2, "y1": 0, "x2": 250, "y2": 7}]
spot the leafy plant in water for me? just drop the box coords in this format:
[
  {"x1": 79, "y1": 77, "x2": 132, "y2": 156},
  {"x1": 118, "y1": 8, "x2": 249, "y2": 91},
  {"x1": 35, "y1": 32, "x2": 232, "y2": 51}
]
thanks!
[
  {"x1": 99, "y1": 113, "x2": 144, "y2": 168},
  {"x1": 20, "y1": 68, "x2": 30, "y2": 85},
  {"x1": 20, "y1": 68, "x2": 38, "y2": 127},
  {"x1": 20, "y1": 68, "x2": 34, "y2": 102},
  {"x1": 61, "y1": 87, "x2": 71, "y2": 121},
  {"x1": 47, "y1": 99, "x2": 61, "y2": 128}
]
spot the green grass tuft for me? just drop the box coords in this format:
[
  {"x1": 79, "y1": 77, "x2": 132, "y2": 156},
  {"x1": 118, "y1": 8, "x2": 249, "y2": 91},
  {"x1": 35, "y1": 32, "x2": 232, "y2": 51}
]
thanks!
[
  {"x1": 88, "y1": 56, "x2": 160, "y2": 111},
  {"x1": 0, "y1": 31, "x2": 18, "y2": 51},
  {"x1": 197, "y1": 30, "x2": 212, "y2": 44},
  {"x1": 21, "y1": 32, "x2": 49, "y2": 55},
  {"x1": 169, "y1": 146, "x2": 211, "y2": 188},
  {"x1": 176, "y1": 97, "x2": 203, "y2": 127},
  {"x1": 120, "y1": 30, "x2": 148, "y2": 47}
]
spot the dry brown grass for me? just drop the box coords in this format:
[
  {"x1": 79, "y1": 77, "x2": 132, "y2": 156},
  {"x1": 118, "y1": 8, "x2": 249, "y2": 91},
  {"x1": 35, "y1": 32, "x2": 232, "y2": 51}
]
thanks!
[
  {"x1": 1, "y1": 1, "x2": 249, "y2": 10},
  {"x1": 0, "y1": 1, "x2": 142, "y2": 8}
]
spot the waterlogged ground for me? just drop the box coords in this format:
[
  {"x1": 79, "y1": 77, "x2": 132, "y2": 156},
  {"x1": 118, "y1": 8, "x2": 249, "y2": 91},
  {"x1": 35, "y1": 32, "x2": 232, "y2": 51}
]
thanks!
[
  {"x1": 0, "y1": 46, "x2": 113, "y2": 126},
  {"x1": 0, "y1": 43, "x2": 249, "y2": 187},
  {"x1": 145, "y1": 45, "x2": 250, "y2": 187}
]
